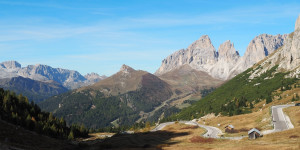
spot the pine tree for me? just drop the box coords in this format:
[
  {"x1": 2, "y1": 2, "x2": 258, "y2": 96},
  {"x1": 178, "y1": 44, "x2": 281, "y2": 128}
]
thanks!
[
  {"x1": 292, "y1": 96, "x2": 296, "y2": 101},
  {"x1": 249, "y1": 102, "x2": 254, "y2": 109},
  {"x1": 68, "y1": 131, "x2": 74, "y2": 140},
  {"x1": 266, "y1": 95, "x2": 272, "y2": 104}
]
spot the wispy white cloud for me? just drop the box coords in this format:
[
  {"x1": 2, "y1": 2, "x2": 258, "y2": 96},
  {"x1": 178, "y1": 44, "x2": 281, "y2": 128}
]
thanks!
[
  {"x1": 0, "y1": 3, "x2": 299, "y2": 43},
  {"x1": 65, "y1": 49, "x2": 169, "y2": 62},
  {"x1": 124, "y1": 4, "x2": 300, "y2": 27}
]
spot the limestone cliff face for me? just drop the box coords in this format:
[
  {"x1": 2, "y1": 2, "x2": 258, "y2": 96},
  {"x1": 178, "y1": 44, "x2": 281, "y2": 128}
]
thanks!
[
  {"x1": 249, "y1": 15, "x2": 300, "y2": 78},
  {"x1": 229, "y1": 34, "x2": 287, "y2": 78},
  {"x1": 210, "y1": 40, "x2": 240, "y2": 80},
  {"x1": 156, "y1": 33, "x2": 286, "y2": 80},
  {"x1": 155, "y1": 35, "x2": 218, "y2": 76}
]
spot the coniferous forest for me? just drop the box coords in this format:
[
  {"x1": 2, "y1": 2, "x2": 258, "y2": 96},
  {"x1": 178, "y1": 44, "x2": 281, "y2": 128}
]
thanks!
[{"x1": 0, "y1": 88, "x2": 88, "y2": 140}]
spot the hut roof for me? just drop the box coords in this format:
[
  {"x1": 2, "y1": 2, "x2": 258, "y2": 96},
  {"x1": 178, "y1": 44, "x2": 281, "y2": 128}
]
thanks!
[
  {"x1": 225, "y1": 124, "x2": 234, "y2": 128},
  {"x1": 248, "y1": 128, "x2": 261, "y2": 135}
]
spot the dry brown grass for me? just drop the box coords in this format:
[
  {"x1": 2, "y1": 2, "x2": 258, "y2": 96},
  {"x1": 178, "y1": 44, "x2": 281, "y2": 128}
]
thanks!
[
  {"x1": 190, "y1": 136, "x2": 214, "y2": 143},
  {"x1": 180, "y1": 126, "x2": 198, "y2": 130},
  {"x1": 161, "y1": 123, "x2": 206, "y2": 144},
  {"x1": 289, "y1": 135, "x2": 299, "y2": 139},
  {"x1": 284, "y1": 106, "x2": 300, "y2": 128},
  {"x1": 200, "y1": 108, "x2": 272, "y2": 137}
]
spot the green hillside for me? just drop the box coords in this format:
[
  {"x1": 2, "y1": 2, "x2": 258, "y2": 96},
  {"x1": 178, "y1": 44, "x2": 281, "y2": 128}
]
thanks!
[
  {"x1": 39, "y1": 83, "x2": 172, "y2": 129},
  {"x1": 164, "y1": 65, "x2": 298, "y2": 121}
]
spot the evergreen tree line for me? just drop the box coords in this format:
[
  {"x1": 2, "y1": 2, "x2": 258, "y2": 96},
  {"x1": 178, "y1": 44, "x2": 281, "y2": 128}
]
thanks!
[{"x1": 0, "y1": 88, "x2": 88, "y2": 140}]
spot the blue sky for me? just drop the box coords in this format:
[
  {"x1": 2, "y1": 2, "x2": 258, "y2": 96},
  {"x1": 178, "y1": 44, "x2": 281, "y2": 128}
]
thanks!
[{"x1": 0, "y1": 0, "x2": 299, "y2": 76}]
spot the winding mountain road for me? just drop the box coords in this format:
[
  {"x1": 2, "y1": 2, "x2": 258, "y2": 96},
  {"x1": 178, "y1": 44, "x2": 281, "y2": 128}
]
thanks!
[
  {"x1": 151, "y1": 121, "x2": 222, "y2": 138},
  {"x1": 151, "y1": 104, "x2": 296, "y2": 139}
]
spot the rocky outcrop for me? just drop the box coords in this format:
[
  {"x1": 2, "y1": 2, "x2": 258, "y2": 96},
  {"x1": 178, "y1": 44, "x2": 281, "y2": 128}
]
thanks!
[
  {"x1": 84, "y1": 73, "x2": 106, "y2": 83},
  {"x1": 230, "y1": 34, "x2": 287, "y2": 78},
  {"x1": 155, "y1": 35, "x2": 221, "y2": 78},
  {"x1": 119, "y1": 64, "x2": 135, "y2": 74},
  {"x1": 156, "y1": 33, "x2": 286, "y2": 80},
  {"x1": 218, "y1": 40, "x2": 240, "y2": 61},
  {"x1": 0, "y1": 61, "x2": 106, "y2": 89},
  {"x1": 249, "y1": 15, "x2": 300, "y2": 78},
  {"x1": 0, "y1": 61, "x2": 21, "y2": 69},
  {"x1": 210, "y1": 40, "x2": 240, "y2": 79}
]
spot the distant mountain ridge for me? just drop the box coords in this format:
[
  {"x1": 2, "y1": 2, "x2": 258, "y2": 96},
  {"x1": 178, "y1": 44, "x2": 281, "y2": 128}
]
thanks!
[
  {"x1": 0, "y1": 61, "x2": 106, "y2": 89},
  {"x1": 0, "y1": 76, "x2": 68, "y2": 102},
  {"x1": 156, "y1": 33, "x2": 287, "y2": 80}
]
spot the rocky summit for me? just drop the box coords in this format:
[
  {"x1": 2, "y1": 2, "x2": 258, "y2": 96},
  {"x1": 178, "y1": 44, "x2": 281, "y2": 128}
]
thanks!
[
  {"x1": 231, "y1": 34, "x2": 287, "y2": 77},
  {"x1": 249, "y1": 15, "x2": 300, "y2": 79},
  {"x1": 156, "y1": 33, "x2": 287, "y2": 80}
]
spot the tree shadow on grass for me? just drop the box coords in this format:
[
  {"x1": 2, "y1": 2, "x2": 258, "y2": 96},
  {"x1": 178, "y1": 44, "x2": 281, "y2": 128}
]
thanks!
[{"x1": 89, "y1": 131, "x2": 189, "y2": 149}]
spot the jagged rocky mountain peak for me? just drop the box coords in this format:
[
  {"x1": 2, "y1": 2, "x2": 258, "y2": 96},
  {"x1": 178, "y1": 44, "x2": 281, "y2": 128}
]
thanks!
[
  {"x1": 248, "y1": 15, "x2": 300, "y2": 79},
  {"x1": 0, "y1": 61, "x2": 21, "y2": 69},
  {"x1": 218, "y1": 40, "x2": 239, "y2": 60},
  {"x1": 156, "y1": 32, "x2": 287, "y2": 80},
  {"x1": 120, "y1": 64, "x2": 135, "y2": 73},
  {"x1": 85, "y1": 72, "x2": 100, "y2": 77},
  {"x1": 188, "y1": 35, "x2": 215, "y2": 51}
]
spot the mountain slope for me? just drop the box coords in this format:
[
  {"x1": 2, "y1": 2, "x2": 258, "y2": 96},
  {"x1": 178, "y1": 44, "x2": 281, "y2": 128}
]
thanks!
[
  {"x1": 0, "y1": 76, "x2": 68, "y2": 102},
  {"x1": 158, "y1": 64, "x2": 223, "y2": 95},
  {"x1": 168, "y1": 16, "x2": 300, "y2": 121},
  {"x1": 39, "y1": 65, "x2": 173, "y2": 128}
]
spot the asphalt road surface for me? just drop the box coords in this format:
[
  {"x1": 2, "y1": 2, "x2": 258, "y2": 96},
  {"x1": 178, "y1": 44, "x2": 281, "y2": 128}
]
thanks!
[
  {"x1": 272, "y1": 104, "x2": 295, "y2": 131},
  {"x1": 150, "y1": 122, "x2": 175, "y2": 132}
]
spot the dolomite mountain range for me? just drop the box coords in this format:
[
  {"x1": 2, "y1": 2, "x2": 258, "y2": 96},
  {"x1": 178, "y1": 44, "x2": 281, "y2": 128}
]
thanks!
[
  {"x1": 155, "y1": 33, "x2": 287, "y2": 81},
  {"x1": 0, "y1": 18, "x2": 294, "y2": 104},
  {"x1": 0, "y1": 61, "x2": 107, "y2": 90}
]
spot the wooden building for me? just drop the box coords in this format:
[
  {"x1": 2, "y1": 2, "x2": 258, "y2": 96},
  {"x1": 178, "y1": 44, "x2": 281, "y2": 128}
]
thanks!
[
  {"x1": 248, "y1": 128, "x2": 262, "y2": 139},
  {"x1": 225, "y1": 124, "x2": 234, "y2": 132}
]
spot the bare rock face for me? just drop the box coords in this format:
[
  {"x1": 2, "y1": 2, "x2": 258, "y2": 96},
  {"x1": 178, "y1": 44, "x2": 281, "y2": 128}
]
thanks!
[
  {"x1": 155, "y1": 35, "x2": 218, "y2": 76},
  {"x1": 84, "y1": 73, "x2": 107, "y2": 83},
  {"x1": 0, "y1": 61, "x2": 21, "y2": 69},
  {"x1": 156, "y1": 33, "x2": 287, "y2": 80},
  {"x1": 248, "y1": 15, "x2": 300, "y2": 78},
  {"x1": 120, "y1": 64, "x2": 135, "y2": 73},
  {"x1": 210, "y1": 40, "x2": 240, "y2": 80},
  {"x1": 218, "y1": 40, "x2": 239, "y2": 62},
  {"x1": 229, "y1": 34, "x2": 287, "y2": 78},
  {"x1": 242, "y1": 34, "x2": 286, "y2": 68}
]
